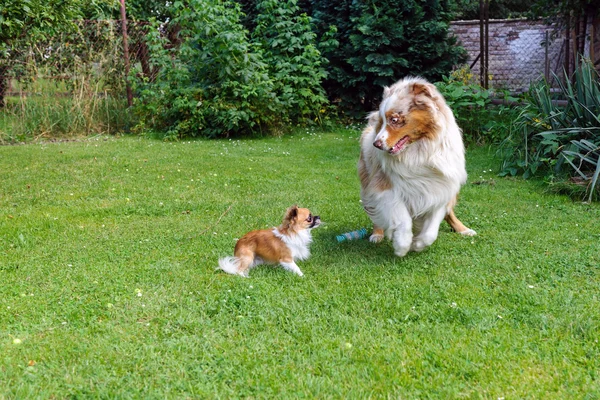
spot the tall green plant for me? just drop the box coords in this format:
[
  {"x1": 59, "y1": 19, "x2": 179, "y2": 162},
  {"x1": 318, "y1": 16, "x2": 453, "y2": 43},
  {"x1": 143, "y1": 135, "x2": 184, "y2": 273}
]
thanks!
[
  {"x1": 499, "y1": 60, "x2": 600, "y2": 201},
  {"x1": 133, "y1": 0, "x2": 277, "y2": 139},
  {"x1": 252, "y1": 0, "x2": 329, "y2": 124},
  {"x1": 435, "y1": 67, "x2": 520, "y2": 145},
  {"x1": 309, "y1": 0, "x2": 466, "y2": 115}
]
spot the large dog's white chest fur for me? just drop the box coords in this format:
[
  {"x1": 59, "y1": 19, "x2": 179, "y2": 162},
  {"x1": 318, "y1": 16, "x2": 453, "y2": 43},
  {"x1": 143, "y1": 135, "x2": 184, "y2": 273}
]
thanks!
[
  {"x1": 364, "y1": 130, "x2": 466, "y2": 219},
  {"x1": 380, "y1": 155, "x2": 461, "y2": 217}
]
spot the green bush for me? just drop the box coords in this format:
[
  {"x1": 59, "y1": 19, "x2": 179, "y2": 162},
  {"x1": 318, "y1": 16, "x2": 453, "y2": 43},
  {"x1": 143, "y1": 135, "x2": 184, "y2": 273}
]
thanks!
[
  {"x1": 499, "y1": 60, "x2": 600, "y2": 201},
  {"x1": 133, "y1": 0, "x2": 277, "y2": 139},
  {"x1": 309, "y1": 0, "x2": 466, "y2": 116},
  {"x1": 133, "y1": 0, "x2": 329, "y2": 139},
  {"x1": 251, "y1": 0, "x2": 329, "y2": 124},
  {"x1": 435, "y1": 67, "x2": 519, "y2": 146}
]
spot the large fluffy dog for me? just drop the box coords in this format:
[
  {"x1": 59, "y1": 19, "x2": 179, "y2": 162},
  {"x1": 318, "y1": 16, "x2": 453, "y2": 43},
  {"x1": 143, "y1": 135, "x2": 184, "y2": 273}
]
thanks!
[{"x1": 358, "y1": 76, "x2": 476, "y2": 257}]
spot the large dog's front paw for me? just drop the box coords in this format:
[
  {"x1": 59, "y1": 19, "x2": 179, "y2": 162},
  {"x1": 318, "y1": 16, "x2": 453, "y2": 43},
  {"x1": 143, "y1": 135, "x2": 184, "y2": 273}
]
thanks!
[
  {"x1": 410, "y1": 238, "x2": 427, "y2": 253},
  {"x1": 369, "y1": 227, "x2": 385, "y2": 243},
  {"x1": 411, "y1": 232, "x2": 438, "y2": 253},
  {"x1": 369, "y1": 233, "x2": 384, "y2": 243},
  {"x1": 394, "y1": 246, "x2": 410, "y2": 257},
  {"x1": 393, "y1": 230, "x2": 412, "y2": 257}
]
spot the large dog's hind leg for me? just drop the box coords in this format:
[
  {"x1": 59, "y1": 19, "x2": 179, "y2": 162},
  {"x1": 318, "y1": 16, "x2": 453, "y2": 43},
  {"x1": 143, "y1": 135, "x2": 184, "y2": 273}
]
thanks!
[
  {"x1": 445, "y1": 208, "x2": 477, "y2": 236},
  {"x1": 444, "y1": 196, "x2": 476, "y2": 236}
]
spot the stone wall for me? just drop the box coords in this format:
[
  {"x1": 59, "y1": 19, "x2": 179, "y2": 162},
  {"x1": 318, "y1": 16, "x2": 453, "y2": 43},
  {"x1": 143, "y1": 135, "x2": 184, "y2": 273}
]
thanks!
[{"x1": 449, "y1": 19, "x2": 564, "y2": 92}]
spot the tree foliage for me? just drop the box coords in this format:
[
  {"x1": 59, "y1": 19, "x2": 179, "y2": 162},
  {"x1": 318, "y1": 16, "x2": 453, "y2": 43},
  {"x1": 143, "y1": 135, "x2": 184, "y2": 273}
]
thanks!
[
  {"x1": 0, "y1": 0, "x2": 85, "y2": 106},
  {"x1": 133, "y1": 0, "x2": 274, "y2": 138},
  {"x1": 308, "y1": 0, "x2": 466, "y2": 115},
  {"x1": 450, "y1": 0, "x2": 535, "y2": 20},
  {"x1": 133, "y1": 0, "x2": 329, "y2": 138},
  {"x1": 252, "y1": 0, "x2": 329, "y2": 123}
]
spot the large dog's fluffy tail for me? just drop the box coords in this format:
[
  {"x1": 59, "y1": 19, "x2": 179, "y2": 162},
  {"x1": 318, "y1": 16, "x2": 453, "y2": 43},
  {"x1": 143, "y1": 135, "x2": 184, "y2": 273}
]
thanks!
[{"x1": 218, "y1": 256, "x2": 240, "y2": 275}]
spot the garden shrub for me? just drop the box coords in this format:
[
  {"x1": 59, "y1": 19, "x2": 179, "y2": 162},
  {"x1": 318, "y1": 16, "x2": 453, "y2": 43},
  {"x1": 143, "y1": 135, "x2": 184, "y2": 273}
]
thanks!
[
  {"x1": 435, "y1": 67, "x2": 519, "y2": 146},
  {"x1": 251, "y1": 0, "x2": 329, "y2": 125},
  {"x1": 133, "y1": 0, "x2": 330, "y2": 139},
  {"x1": 309, "y1": 0, "x2": 466, "y2": 116},
  {"x1": 133, "y1": 0, "x2": 277, "y2": 139},
  {"x1": 499, "y1": 59, "x2": 600, "y2": 201}
]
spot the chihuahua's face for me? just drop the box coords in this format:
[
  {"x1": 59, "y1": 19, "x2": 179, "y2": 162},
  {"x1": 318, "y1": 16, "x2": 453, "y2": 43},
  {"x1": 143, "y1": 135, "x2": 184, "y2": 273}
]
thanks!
[{"x1": 283, "y1": 205, "x2": 321, "y2": 232}]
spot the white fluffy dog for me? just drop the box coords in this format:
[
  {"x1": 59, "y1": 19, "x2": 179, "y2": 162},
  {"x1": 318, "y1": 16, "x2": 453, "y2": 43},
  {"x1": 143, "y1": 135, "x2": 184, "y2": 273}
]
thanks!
[{"x1": 358, "y1": 76, "x2": 476, "y2": 257}]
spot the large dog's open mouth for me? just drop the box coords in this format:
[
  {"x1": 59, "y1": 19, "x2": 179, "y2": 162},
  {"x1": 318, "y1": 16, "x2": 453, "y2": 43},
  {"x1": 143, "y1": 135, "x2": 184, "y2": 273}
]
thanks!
[{"x1": 389, "y1": 136, "x2": 410, "y2": 155}]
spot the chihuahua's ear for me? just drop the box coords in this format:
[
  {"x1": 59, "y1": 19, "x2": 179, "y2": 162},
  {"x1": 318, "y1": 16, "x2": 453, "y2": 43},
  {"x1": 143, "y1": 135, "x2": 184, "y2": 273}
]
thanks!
[
  {"x1": 284, "y1": 205, "x2": 299, "y2": 222},
  {"x1": 281, "y1": 205, "x2": 299, "y2": 230}
]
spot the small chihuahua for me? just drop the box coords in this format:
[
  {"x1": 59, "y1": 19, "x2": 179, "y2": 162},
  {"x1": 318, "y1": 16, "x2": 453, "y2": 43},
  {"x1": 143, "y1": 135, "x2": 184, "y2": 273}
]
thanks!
[{"x1": 218, "y1": 205, "x2": 321, "y2": 277}]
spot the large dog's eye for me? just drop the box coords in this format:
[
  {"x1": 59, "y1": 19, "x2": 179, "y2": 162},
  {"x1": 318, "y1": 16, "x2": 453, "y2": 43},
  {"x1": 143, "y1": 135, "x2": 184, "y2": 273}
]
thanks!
[{"x1": 388, "y1": 113, "x2": 404, "y2": 127}]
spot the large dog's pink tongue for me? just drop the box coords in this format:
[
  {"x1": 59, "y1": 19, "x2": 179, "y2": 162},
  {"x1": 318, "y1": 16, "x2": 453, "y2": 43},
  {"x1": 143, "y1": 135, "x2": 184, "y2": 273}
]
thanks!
[{"x1": 389, "y1": 136, "x2": 410, "y2": 155}]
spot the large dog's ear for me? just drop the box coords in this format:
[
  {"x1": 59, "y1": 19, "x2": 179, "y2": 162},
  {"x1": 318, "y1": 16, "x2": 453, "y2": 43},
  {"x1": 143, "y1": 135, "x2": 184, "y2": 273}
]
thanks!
[
  {"x1": 383, "y1": 85, "x2": 392, "y2": 99},
  {"x1": 411, "y1": 82, "x2": 437, "y2": 99},
  {"x1": 366, "y1": 111, "x2": 379, "y2": 126},
  {"x1": 412, "y1": 81, "x2": 442, "y2": 110}
]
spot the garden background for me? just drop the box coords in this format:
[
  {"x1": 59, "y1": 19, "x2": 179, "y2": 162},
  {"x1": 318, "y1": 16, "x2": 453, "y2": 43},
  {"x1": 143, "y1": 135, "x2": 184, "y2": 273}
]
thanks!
[{"x1": 1, "y1": 0, "x2": 600, "y2": 397}]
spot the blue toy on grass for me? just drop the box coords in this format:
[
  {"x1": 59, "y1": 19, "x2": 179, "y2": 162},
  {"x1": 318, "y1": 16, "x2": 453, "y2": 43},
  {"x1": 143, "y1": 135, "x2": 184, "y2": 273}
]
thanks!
[{"x1": 336, "y1": 228, "x2": 368, "y2": 242}]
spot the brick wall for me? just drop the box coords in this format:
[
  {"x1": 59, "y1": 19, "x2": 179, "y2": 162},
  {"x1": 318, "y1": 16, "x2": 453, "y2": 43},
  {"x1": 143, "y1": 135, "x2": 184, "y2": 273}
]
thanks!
[{"x1": 450, "y1": 19, "x2": 564, "y2": 92}]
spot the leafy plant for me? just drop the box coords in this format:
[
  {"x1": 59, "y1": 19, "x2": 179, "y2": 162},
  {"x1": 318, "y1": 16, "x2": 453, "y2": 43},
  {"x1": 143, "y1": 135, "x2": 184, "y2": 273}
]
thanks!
[
  {"x1": 133, "y1": 0, "x2": 278, "y2": 139},
  {"x1": 251, "y1": 0, "x2": 329, "y2": 125},
  {"x1": 499, "y1": 59, "x2": 600, "y2": 201},
  {"x1": 435, "y1": 67, "x2": 518, "y2": 145},
  {"x1": 133, "y1": 0, "x2": 331, "y2": 139},
  {"x1": 309, "y1": 0, "x2": 466, "y2": 116},
  {"x1": 562, "y1": 139, "x2": 600, "y2": 201}
]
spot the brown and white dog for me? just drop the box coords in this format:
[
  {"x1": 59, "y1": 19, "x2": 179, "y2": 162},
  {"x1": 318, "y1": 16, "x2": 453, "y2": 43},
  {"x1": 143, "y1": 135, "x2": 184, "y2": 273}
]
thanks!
[
  {"x1": 358, "y1": 76, "x2": 476, "y2": 257},
  {"x1": 218, "y1": 206, "x2": 321, "y2": 277}
]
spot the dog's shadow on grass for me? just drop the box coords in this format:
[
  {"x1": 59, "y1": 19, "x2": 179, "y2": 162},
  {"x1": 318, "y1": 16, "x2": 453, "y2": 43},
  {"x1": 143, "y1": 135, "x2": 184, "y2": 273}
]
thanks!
[{"x1": 312, "y1": 230, "x2": 410, "y2": 268}]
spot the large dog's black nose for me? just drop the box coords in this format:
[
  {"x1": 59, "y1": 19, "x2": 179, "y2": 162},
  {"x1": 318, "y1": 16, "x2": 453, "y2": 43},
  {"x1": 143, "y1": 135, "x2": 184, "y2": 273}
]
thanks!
[{"x1": 373, "y1": 139, "x2": 384, "y2": 150}]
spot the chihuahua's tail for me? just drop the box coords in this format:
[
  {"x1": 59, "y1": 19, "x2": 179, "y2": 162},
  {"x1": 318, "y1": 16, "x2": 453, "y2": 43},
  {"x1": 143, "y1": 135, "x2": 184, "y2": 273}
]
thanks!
[{"x1": 218, "y1": 256, "x2": 241, "y2": 275}]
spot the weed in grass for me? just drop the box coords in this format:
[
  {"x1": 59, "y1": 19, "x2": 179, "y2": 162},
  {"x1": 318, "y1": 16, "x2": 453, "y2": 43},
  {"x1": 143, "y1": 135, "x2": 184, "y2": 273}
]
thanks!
[{"x1": 1, "y1": 131, "x2": 599, "y2": 398}]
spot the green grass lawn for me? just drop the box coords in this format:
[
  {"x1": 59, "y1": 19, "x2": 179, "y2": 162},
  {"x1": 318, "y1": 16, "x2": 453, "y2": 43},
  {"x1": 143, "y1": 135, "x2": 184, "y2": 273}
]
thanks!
[{"x1": 1, "y1": 130, "x2": 599, "y2": 398}]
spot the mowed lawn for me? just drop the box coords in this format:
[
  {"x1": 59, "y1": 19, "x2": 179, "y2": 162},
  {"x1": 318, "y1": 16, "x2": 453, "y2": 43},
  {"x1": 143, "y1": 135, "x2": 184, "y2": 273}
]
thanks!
[{"x1": 1, "y1": 130, "x2": 599, "y2": 398}]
